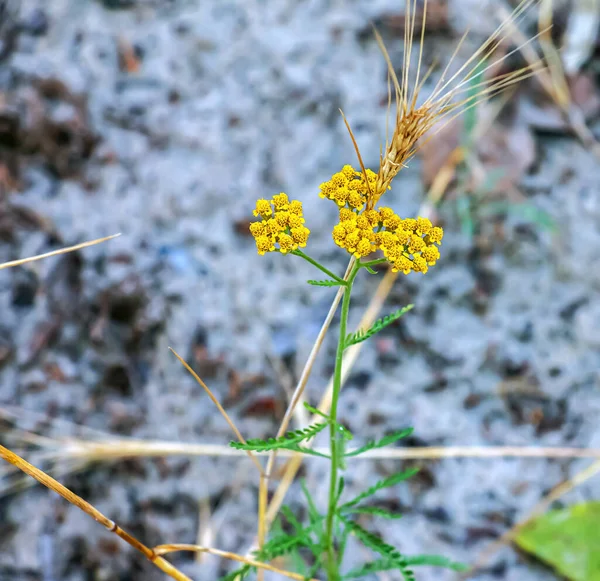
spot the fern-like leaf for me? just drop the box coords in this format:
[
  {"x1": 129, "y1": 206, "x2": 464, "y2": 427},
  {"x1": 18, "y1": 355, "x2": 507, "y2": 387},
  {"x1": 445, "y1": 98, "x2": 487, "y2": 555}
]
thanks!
[
  {"x1": 342, "y1": 506, "x2": 403, "y2": 520},
  {"x1": 404, "y1": 554, "x2": 468, "y2": 571},
  {"x1": 229, "y1": 422, "x2": 327, "y2": 452},
  {"x1": 343, "y1": 559, "x2": 394, "y2": 579},
  {"x1": 307, "y1": 278, "x2": 344, "y2": 287},
  {"x1": 339, "y1": 517, "x2": 415, "y2": 581},
  {"x1": 219, "y1": 565, "x2": 251, "y2": 581},
  {"x1": 341, "y1": 468, "x2": 418, "y2": 509},
  {"x1": 345, "y1": 428, "x2": 413, "y2": 458},
  {"x1": 303, "y1": 403, "x2": 353, "y2": 440},
  {"x1": 345, "y1": 305, "x2": 413, "y2": 348},
  {"x1": 343, "y1": 554, "x2": 467, "y2": 578}
]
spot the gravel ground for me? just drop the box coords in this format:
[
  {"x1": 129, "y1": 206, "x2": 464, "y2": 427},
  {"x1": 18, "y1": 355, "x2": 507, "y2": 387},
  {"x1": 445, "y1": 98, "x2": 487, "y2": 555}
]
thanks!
[{"x1": 1, "y1": 1, "x2": 599, "y2": 580}]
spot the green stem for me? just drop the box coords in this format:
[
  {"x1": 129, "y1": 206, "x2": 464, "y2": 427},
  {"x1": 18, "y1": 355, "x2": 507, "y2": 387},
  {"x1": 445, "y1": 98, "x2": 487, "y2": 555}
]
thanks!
[
  {"x1": 360, "y1": 257, "x2": 387, "y2": 269},
  {"x1": 292, "y1": 250, "x2": 346, "y2": 284},
  {"x1": 325, "y1": 260, "x2": 361, "y2": 580}
]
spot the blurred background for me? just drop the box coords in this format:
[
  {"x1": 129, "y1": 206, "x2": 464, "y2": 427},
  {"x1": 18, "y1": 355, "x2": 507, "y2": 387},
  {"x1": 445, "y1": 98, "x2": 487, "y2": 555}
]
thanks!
[{"x1": 1, "y1": 0, "x2": 599, "y2": 580}]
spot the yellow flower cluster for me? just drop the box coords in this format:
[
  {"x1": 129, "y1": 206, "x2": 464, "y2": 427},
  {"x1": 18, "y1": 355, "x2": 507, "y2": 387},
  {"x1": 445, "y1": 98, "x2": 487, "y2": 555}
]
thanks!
[
  {"x1": 332, "y1": 204, "x2": 443, "y2": 274},
  {"x1": 249, "y1": 193, "x2": 310, "y2": 255},
  {"x1": 319, "y1": 165, "x2": 378, "y2": 212}
]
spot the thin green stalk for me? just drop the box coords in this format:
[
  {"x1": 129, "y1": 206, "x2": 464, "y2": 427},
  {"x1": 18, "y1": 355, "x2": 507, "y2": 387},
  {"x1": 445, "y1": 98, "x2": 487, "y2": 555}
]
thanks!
[
  {"x1": 292, "y1": 250, "x2": 347, "y2": 285},
  {"x1": 325, "y1": 260, "x2": 361, "y2": 580},
  {"x1": 360, "y1": 257, "x2": 387, "y2": 269}
]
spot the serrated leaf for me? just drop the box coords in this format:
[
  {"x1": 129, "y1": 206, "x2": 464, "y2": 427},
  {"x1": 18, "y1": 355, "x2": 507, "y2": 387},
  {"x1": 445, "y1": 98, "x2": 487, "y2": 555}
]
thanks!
[
  {"x1": 219, "y1": 565, "x2": 251, "y2": 581},
  {"x1": 514, "y1": 502, "x2": 600, "y2": 581},
  {"x1": 343, "y1": 554, "x2": 465, "y2": 579},
  {"x1": 345, "y1": 305, "x2": 413, "y2": 348},
  {"x1": 341, "y1": 468, "x2": 419, "y2": 509},
  {"x1": 229, "y1": 422, "x2": 327, "y2": 452},
  {"x1": 342, "y1": 506, "x2": 403, "y2": 520},
  {"x1": 344, "y1": 559, "x2": 393, "y2": 579},
  {"x1": 404, "y1": 554, "x2": 467, "y2": 571},
  {"x1": 339, "y1": 517, "x2": 415, "y2": 581},
  {"x1": 307, "y1": 279, "x2": 344, "y2": 287},
  {"x1": 345, "y1": 428, "x2": 413, "y2": 458},
  {"x1": 280, "y1": 505, "x2": 303, "y2": 533},
  {"x1": 303, "y1": 403, "x2": 353, "y2": 441}
]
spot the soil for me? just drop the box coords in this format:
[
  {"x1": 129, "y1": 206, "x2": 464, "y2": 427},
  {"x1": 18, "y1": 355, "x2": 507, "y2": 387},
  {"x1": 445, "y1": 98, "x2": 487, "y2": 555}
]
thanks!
[{"x1": 1, "y1": 1, "x2": 599, "y2": 580}]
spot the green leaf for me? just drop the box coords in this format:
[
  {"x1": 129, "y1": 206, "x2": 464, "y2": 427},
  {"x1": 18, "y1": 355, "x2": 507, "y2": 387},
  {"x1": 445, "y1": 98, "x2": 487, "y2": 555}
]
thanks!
[
  {"x1": 229, "y1": 422, "x2": 327, "y2": 452},
  {"x1": 342, "y1": 506, "x2": 403, "y2": 520},
  {"x1": 219, "y1": 565, "x2": 251, "y2": 581},
  {"x1": 345, "y1": 428, "x2": 413, "y2": 458},
  {"x1": 341, "y1": 468, "x2": 419, "y2": 509},
  {"x1": 300, "y1": 479, "x2": 323, "y2": 528},
  {"x1": 280, "y1": 505, "x2": 303, "y2": 533},
  {"x1": 307, "y1": 279, "x2": 344, "y2": 287},
  {"x1": 344, "y1": 559, "x2": 394, "y2": 578},
  {"x1": 404, "y1": 554, "x2": 468, "y2": 571},
  {"x1": 339, "y1": 517, "x2": 415, "y2": 581},
  {"x1": 345, "y1": 306, "x2": 413, "y2": 348},
  {"x1": 343, "y1": 554, "x2": 466, "y2": 579},
  {"x1": 514, "y1": 502, "x2": 600, "y2": 581},
  {"x1": 303, "y1": 403, "x2": 353, "y2": 441}
]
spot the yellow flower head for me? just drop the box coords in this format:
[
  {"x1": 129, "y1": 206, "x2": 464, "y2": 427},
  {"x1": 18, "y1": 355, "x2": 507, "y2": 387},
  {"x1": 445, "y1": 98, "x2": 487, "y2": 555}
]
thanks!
[
  {"x1": 249, "y1": 194, "x2": 310, "y2": 256},
  {"x1": 318, "y1": 165, "x2": 443, "y2": 275}
]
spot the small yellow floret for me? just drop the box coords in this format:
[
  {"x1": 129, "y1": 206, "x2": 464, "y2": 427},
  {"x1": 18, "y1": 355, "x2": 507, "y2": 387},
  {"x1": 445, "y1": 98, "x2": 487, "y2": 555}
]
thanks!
[
  {"x1": 278, "y1": 233, "x2": 297, "y2": 254},
  {"x1": 428, "y1": 226, "x2": 444, "y2": 244},
  {"x1": 364, "y1": 210, "x2": 381, "y2": 226},
  {"x1": 249, "y1": 221, "x2": 266, "y2": 237},
  {"x1": 416, "y1": 217, "x2": 432, "y2": 235},
  {"x1": 331, "y1": 173, "x2": 347, "y2": 188},
  {"x1": 379, "y1": 207, "x2": 395, "y2": 221},
  {"x1": 354, "y1": 238, "x2": 373, "y2": 258},
  {"x1": 412, "y1": 255, "x2": 428, "y2": 273},
  {"x1": 341, "y1": 165, "x2": 357, "y2": 179},
  {"x1": 383, "y1": 214, "x2": 401, "y2": 230},
  {"x1": 289, "y1": 200, "x2": 303, "y2": 215},
  {"x1": 272, "y1": 193, "x2": 290, "y2": 210},
  {"x1": 345, "y1": 231, "x2": 360, "y2": 252},
  {"x1": 422, "y1": 245, "x2": 440, "y2": 265},
  {"x1": 275, "y1": 211, "x2": 290, "y2": 227},
  {"x1": 401, "y1": 218, "x2": 417, "y2": 232},
  {"x1": 332, "y1": 187, "x2": 349, "y2": 206},
  {"x1": 255, "y1": 235, "x2": 275, "y2": 255},
  {"x1": 254, "y1": 199, "x2": 272, "y2": 217},
  {"x1": 290, "y1": 226, "x2": 310, "y2": 247},
  {"x1": 395, "y1": 228, "x2": 411, "y2": 245},
  {"x1": 395, "y1": 256, "x2": 414, "y2": 275},
  {"x1": 348, "y1": 191, "x2": 365, "y2": 210},
  {"x1": 408, "y1": 236, "x2": 425, "y2": 254},
  {"x1": 332, "y1": 224, "x2": 347, "y2": 246},
  {"x1": 339, "y1": 208, "x2": 355, "y2": 221}
]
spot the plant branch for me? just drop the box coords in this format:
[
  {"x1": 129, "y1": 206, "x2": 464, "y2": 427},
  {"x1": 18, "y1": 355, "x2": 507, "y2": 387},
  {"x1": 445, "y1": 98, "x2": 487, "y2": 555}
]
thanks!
[{"x1": 292, "y1": 249, "x2": 346, "y2": 284}]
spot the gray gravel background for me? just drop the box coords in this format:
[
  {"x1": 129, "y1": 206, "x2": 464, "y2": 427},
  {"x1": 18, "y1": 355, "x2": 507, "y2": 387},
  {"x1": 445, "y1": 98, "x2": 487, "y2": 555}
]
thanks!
[{"x1": 1, "y1": 1, "x2": 599, "y2": 580}]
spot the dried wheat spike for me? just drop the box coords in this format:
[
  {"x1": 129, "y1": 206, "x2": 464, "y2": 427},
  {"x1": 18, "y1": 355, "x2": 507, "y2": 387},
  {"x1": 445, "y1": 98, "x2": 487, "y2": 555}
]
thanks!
[{"x1": 371, "y1": 0, "x2": 543, "y2": 208}]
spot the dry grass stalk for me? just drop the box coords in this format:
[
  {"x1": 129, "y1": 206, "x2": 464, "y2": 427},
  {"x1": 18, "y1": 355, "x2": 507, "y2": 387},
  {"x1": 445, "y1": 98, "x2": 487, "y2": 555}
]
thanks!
[
  {"x1": 154, "y1": 544, "x2": 319, "y2": 581},
  {"x1": 0, "y1": 234, "x2": 120, "y2": 270},
  {"x1": 169, "y1": 347, "x2": 264, "y2": 477},
  {"x1": 0, "y1": 443, "x2": 193, "y2": 581}
]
